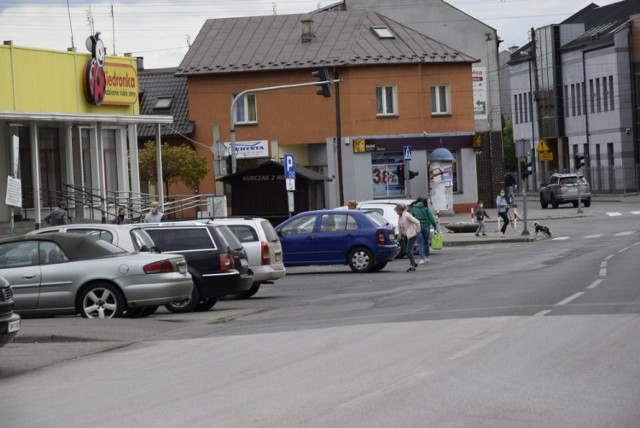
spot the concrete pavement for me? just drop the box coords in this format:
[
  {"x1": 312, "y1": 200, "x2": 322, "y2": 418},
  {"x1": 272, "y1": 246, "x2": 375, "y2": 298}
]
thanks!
[{"x1": 1, "y1": 193, "x2": 638, "y2": 379}]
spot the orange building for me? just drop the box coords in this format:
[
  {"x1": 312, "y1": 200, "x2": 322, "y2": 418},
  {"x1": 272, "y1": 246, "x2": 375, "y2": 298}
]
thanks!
[{"x1": 178, "y1": 10, "x2": 479, "y2": 218}]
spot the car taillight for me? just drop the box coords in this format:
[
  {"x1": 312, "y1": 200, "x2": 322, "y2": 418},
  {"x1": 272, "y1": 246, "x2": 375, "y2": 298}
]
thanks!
[
  {"x1": 261, "y1": 241, "x2": 270, "y2": 265},
  {"x1": 220, "y1": 253, "x2": 235, "y2": 271},
  {"x1": 376, "y1": 230, "x2": 386, "y2": 245},
  {"x1": 143, "y1": 260, "x2": 174, "y2": 274}
]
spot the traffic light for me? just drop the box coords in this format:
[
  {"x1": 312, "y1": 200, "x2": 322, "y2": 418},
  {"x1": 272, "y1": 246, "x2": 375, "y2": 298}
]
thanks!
[
  {"x1": 520, "y1": 159, "x2": 532, "y2": 180},
  {"x1": 396, "y1": 163, "x2": 405, "y2": 185},
  {"x1": 409, "y1": 170, "x2": 419, "y2": 180},
  {"x1": 311, "y1": 67, "x2": 331, "y2": 97},
  {"x1": 574, "y1": 154, "x2": 585, "y2": 170}
]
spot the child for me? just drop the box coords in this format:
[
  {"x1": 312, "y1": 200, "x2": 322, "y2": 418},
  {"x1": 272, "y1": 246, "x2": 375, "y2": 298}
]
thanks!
[{"x1": 474, "y1": 201, "x2": 490, "y2": 237}]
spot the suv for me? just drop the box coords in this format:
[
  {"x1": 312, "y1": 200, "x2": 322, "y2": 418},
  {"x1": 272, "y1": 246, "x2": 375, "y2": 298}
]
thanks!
[
  {"x1": 28, "y1": 224, "x2": 158, "y2": 253},
  {"x1": 139, "y1": 221, "x2": 253, "y2": 312},
  {"x1": 540, "y1": 173, "x2": 592, "y2": 209},
  {"x1": 209, "y1": 217, "x2": 286, "y2": 298},
  {"x1": 0, "y1": 275, "x2": 20, "y2": 347}
]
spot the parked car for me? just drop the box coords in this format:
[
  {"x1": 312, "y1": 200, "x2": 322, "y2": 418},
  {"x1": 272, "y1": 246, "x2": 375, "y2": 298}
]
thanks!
[
  {"x1": 275, "y1": 209, "x2": 399, "y2": 273},
  {"x1": 540, "y1": 173, "x2": 592, "y2": 209},
  {"x1": 210, "y1": 217, "x2": 286, "y2": 298},
  {"x1": 139, "y1": 221, "x2": 254, "y2": 312},
  {"x1": 0, "y1": 233, "x2": 192, "y2": 319},
  {"x1": 28, "y1": 223, "x2": 159, "y2": 253},
  {"x1": 0, "y1": 276, "x2": 20, "y2": 347}
]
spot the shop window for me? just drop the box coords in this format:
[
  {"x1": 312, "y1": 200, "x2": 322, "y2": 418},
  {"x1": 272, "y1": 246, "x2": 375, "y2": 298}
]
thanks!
[
  {"x1": 38, "y1": 127, "x2": 62, "y2": 206},
  {"x1": 371, "y1": 152, "x2": 404, "y2": 198},
  {"x1": 233, "y1": 93, "x2": 257, "y2": 124},
  {"x1": 431, "y1": 84, "x2": 450, "y2": 115},
  {"x1": 103, "y1": 129, "x2": 118, "y2": 193},
  {"x1": 81, "y1": 128, "x2": 93, "y2": 190},
  {"x1": 376, "y1": 85, "x2": 397, "y2": 116}
]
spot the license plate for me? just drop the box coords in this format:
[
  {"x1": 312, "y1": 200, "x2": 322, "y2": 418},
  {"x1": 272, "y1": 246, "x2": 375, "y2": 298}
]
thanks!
[
  {"x1": 275, "y1": 253, "x2": 282, "y2": 262},
  {"x1": 8, "y1": 319, "x2": 20, "y2": 333}
]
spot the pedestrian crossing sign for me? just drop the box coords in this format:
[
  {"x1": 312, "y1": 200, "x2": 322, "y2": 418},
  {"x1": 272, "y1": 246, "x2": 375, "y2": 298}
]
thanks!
[{"x1": 404, "y1": 145, "x2": 412, "y2": 160}]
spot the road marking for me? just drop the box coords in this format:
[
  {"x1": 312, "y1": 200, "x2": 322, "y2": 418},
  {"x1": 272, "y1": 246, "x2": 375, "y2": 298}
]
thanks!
[
  {"x1": 552, "y1": 237, "x2": 570, "y2": 240},
  {"x1": 584, "y1": 234, "x2": 602, "y2": 239},
  {"x1": 600, "y1": 261, "x2": 607, "y2": 268},
  {"x1": 630, "y1": 211, "x2": 640, "y2": 215},
  {"x1": 600, "y1": 267, "x2": 607, "y2": 276},
  {"x1": 448, "y1": 333, "x2": 503, "y2": 361},
  {"x1": 615, "y1": 231, "x2": 635, "y2": 236},
  {"x1": 633, "y1": 242, "x2": 640, "y2": 247},
  {"x1": 533, "y1": 310, "x2": 552, "y2": 317},
  {"x1": 339, "y1": 370, "x2": 433, "y2": 409},
  {"x1": 618, "y1": 247, "x2": 629, "y2": 253},
  {"x1": 605, "y1": 254, "x2": 615, "y2": 260},
  {"x1": 587, "y1": 279, "x2": 603, "y2": 289},
  {"x1": 556, "y1": 292, "x2": 585, "y2": 305},
  {"x1": 606, "y1": 212, "x2": 622, "y2": 216}
]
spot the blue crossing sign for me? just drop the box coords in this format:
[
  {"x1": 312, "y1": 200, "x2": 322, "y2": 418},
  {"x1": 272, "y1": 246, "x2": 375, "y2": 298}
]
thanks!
[{"x1": 403, "y1": 145, "x2": 412, "y2": 161}]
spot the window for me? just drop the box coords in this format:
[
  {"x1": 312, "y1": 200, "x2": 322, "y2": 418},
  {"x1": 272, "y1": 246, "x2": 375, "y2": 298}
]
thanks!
[
  {"x1": 524, "y1": 93, "x2": 528, "y2": 122},
  {"x1": 609, "y1": 76, "x2": 614, "y2": 111},
  {"x1": 602, "y1": 78, "x2": 608, "y2": 111},
  {"x1": 372, "y1": 27, "x2": 395, "y2": 39},
  {"x1": 518, "y1": 94, "x2": 523, "y2": 124},
  {"x1": 154, "y1": 97, "x2": 172, "y2": 109},
  {"x1": 570, "y1": 84, "x2": 576, "y2": 116},
  {"x1": 595, "y1": 78, "x2": 601, "y2": 112},
  {"x1": 431, "y1": 85, "x2": 450, "y2": 115},
  {"x1": 589, "y1": 79, "x2": 595, "y2": 113},
  {"x1": 233, "y1": 93, "x2": 257, "y2": 124},
  {"x1": 376, "y1": 85, "x2": 397, "y2": 116},
  {"x1": 513, "y1": 94, "x2": 519, "y2": 124},
  {"x1": 281, "y1": 215, "x2": 316, "y2": 234},
  {"x1": 576, "y1": 83, "x2": 581, "y2": 116},
  {"x1": 67, "y1": 228, "x2": 115, "y2": 244},
  {"x1": 564, "y1": 85, "x2": 569, "y2": 117}
]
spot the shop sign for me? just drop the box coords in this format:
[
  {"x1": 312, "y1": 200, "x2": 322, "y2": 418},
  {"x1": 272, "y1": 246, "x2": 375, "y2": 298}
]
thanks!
[
  {"x1": 223, "y1": 140, "x2": 269, "y2": 158},
  {"x1": 83, "y1": 32, "x2": 138, "y2": 106},
  {"x1": 241, "y1": 174, "x2": 284, "y2": 182},
  {"x1": 353, "y1": 139, "x2": 386, "y2": 153}
]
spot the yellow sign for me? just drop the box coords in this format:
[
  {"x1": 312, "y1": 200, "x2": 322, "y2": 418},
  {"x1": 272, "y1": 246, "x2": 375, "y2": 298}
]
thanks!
[
  {"x1": 536, "y1": 139, "x2": 550, "y2": 153},
  {"x1": 539, "y1": 151, "x2": 553, "y2": 161},
  {"x1": 103, "y1": 63, "x2": 139, "y2": 106}
]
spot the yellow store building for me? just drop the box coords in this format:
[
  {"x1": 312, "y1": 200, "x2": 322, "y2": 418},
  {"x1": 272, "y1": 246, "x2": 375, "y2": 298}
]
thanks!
[{"x1": 0, "y1": 38, "x2": 171, "y2": 227}]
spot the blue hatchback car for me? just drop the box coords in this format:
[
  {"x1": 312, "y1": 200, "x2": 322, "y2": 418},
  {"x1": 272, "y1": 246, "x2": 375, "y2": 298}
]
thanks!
[{"x1": 275, "y1": 209, "x2": 399, "y2": 273}]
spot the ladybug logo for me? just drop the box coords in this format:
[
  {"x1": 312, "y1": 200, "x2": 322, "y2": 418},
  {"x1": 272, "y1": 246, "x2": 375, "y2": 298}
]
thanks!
[{"x1": 84, "y1": 33, "x2": 107, "y2": 106}]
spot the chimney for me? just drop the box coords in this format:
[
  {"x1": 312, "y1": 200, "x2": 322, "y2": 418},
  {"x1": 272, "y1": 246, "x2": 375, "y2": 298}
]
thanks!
[
  {"x1": 301, "y1": 19, "x2": 314, "y2": 43},
  {"x1": 136, "y1": 56, "x2": 144, "y2": 71}
]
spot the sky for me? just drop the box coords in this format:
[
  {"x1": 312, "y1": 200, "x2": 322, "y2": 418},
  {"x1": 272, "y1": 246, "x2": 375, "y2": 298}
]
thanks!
[{"x1": 0, "y1": 0, "x2": 624, "y2": 69}]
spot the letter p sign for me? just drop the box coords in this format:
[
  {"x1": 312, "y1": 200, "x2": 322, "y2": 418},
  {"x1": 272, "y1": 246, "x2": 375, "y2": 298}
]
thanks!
[{"x1": 284, "y1": 154, "x2": 295, "y2": 179}]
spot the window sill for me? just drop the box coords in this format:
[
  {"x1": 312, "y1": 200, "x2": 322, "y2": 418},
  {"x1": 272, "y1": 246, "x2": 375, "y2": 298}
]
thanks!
[
  {"x1": 235, "y1": 121, "x2": 258, "y2": 126},
  {"x1": 431, "y1": 113, "x2": 451, "y2": 117},
  {"x1": 376, "y1": 114, "x2": 399, "y2": 118}
]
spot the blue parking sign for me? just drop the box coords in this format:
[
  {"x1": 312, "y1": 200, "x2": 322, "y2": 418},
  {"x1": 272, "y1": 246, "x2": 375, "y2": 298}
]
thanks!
[{"x1": 284, "y1": 154, "x2": 295, "y2": 179}]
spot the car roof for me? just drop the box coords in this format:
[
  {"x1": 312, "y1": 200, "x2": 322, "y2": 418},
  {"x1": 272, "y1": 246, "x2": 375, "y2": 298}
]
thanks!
[{"x1": 0, "y1": 233, "x2": 117, "y2": 260}]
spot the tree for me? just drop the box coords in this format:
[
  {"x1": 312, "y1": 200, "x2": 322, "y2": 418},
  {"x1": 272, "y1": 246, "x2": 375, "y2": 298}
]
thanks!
[
  {"x1": 502, "y1": 118, "x2": 517, "y2": 172},
  {"x1": 139, "y1": 141, "x2": 209, "y2": 196}
]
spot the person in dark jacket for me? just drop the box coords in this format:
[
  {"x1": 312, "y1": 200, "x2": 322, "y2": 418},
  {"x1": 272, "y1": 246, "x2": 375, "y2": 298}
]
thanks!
[
  {"x1": 504, "y1": 172, "x2": 516, "y2": 204},
  {"x1": 474, "y1": 201, "x2": 490, "y2": 237},
  {"x1": 410, "y1": 197, "x2": 439, "y2": 264},
  {"x1": 111, "y1": 207, "x2": 131, "y2": 225}
]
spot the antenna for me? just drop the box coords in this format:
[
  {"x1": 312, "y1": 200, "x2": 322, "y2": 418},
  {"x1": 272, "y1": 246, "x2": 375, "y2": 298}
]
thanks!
[
  {"x1": 66, "y1": 0, "x2": 75, "y2": 48},
  {"x1": 86, "y1": 6, "x2": 94, "y2": 34},
  {"x1": 110, "y1": 4, "x2": 116, "y2": 54}
]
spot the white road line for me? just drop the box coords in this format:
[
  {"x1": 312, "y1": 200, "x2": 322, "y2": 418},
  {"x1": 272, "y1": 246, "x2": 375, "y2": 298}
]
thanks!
[
  {"x1": 556, "y1": 292, "x2": 585, "y2": 306},
  {"x1": 448, "y1": 333, "x2": 503, "y2": 361},
  {"x1": 606, "y1": 212, "x2": 622, "y2": 216},
  {"x1": 630, "y1": 211, "x2": 640, "y2": 215},
  {"x1": 600, "y1": 261, "x2": 607, "y2": 268},
  {"x1": 618, "y1": 247, "x2": 629, "y2": 253},
  {"x1": 600, "y1": 268, "x2": 607, "y2": 276},
  {"x1": 584, "y1": 234, "x2": 602, "y2": 239},
  {"x1": 633, "y1": 242, "x2": 640, "y2": 247},
  {"x1": 605, "y1": 254, "x2": 615, "y2": 260},
  {"x1": 587, "y1": 279, "x2": 604, "y2": 289},
  {"x1": 615, "y1": 231, "x2": 635, "y2": 236},
  {"x1": 533, "y1": 310, "x2": 552, "y2": 317},
  {"x1": 552, "y1": 237, "x2": 570, "y2": 240}
]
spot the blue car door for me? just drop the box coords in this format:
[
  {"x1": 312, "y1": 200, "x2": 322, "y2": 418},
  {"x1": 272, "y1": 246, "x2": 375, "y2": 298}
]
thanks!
[
  {"x1": 277, "y1": 213, "x2": 318, "y2": 264},
  {"x1": 315, "y1": 213, "x2": 359, "y2": 263}
]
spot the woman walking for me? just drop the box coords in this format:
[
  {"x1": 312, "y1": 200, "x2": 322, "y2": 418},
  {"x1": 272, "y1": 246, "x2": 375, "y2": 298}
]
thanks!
[
  {"x1": 496, "y1": 189, "x2": 509, "y2": 237},
  {"x1": 410, "y1": 197, "x2": 439, "y2": 264},
  {"x1": 395, "y1": 204, "x2": 421, "y2": 272}
]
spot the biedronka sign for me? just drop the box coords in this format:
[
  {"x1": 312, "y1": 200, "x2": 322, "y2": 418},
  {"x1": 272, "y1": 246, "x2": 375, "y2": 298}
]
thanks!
[{"x1": 83, "y1": 32, "x2": 138, "y2": 107}]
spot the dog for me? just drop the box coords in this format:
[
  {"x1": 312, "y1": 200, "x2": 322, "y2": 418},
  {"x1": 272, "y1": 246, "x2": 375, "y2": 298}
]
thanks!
[{"x1": 533, "y1": 222, "x2": 552, "y2": 238}]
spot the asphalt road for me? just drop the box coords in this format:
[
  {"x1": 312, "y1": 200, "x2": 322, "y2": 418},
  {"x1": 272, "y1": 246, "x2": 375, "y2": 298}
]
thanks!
[{"x1": 1, "y1": 198, "x2": 639, "y2": 427}]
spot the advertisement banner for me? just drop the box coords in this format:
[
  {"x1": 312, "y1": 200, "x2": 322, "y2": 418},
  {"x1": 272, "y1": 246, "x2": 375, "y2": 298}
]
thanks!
[{"x1": 473, "y1": 67, "x2": 487, "y2": 119}]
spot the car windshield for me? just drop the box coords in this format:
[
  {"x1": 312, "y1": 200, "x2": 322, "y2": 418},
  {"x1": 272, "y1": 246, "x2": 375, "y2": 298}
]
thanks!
[
  {"x1": 259, "y1": 220, "x2": 279, "y2": 242},
  {"x1": 130, "y1": 228, "x2": 158, "y2": 252},
  {"x1": 216, "y1": 225, "x2": 244, "y2": 251},
  {"x1": 93, "y1": 239, "x2": 128, "y2": 255},
  {"x1": 364, "y1": 212, "x2": 388, "y2": 227}
]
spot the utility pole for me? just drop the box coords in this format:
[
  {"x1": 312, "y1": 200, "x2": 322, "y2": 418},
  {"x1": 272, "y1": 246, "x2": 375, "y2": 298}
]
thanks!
[{"x1": 531, "y1": 27, "x2": 543, "y2": 189}]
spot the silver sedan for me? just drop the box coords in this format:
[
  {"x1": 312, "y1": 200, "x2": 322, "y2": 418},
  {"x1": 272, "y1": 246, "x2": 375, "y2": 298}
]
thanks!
[{"x1": 0, "y1": 233, "x2": 193, "y2": 319}]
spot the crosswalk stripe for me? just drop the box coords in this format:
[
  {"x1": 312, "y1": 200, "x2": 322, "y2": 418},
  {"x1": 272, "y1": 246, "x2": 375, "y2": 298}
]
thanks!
[
  {"x1": 615, "y1": 231, "x2": 635, "y2": 236},
  {"x1": 584, "y1": 234, "x2": 603, "y2": 239},
  {"x1": 631, "y1": 211, "x2": 640, "y2": 215},
  {"x1": 606, "y1": 212, "x2": 622, "y2": 216},
  {"x1": 552, "y1": 237, "x2": 570, "y2": 240}
]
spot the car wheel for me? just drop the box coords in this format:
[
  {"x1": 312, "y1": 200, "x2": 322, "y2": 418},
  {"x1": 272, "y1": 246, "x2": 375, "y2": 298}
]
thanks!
[
  {"x1": 551, "y1": 195, "x2": 559, "y2": 209},
  {"x1": 194, "y1": 297, "x2": 217, "y2": 311},
  {"x1": 540, "y1": 194, "x2": 548, "y2": 209},
  {"x1": 584, "y1": 198, "x2": 591, "y2": 207},
  {"x1": 238, "y1": 284, "x2": 261, "y2": 299},
  {"x1": 348, "y1": 247, "x2": 374, "y2": 273},
  {"x1": 372, "y1": 262, "x2": 387, "y2": 272},
  {"x1": 124, "y1": 305, "x2": 158, "y2": 318},
  {"x1": 79, "y1": 283, "x2": 125, "y2": 319},
  {"x1": 164, "y1": 283, "x2": 200, "y2": 313}
]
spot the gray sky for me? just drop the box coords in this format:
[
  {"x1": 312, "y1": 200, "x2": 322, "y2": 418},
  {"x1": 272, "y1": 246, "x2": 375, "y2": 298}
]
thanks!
[{"x1": 0, "y1": 0, "x2": 622, "y2": 68}]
